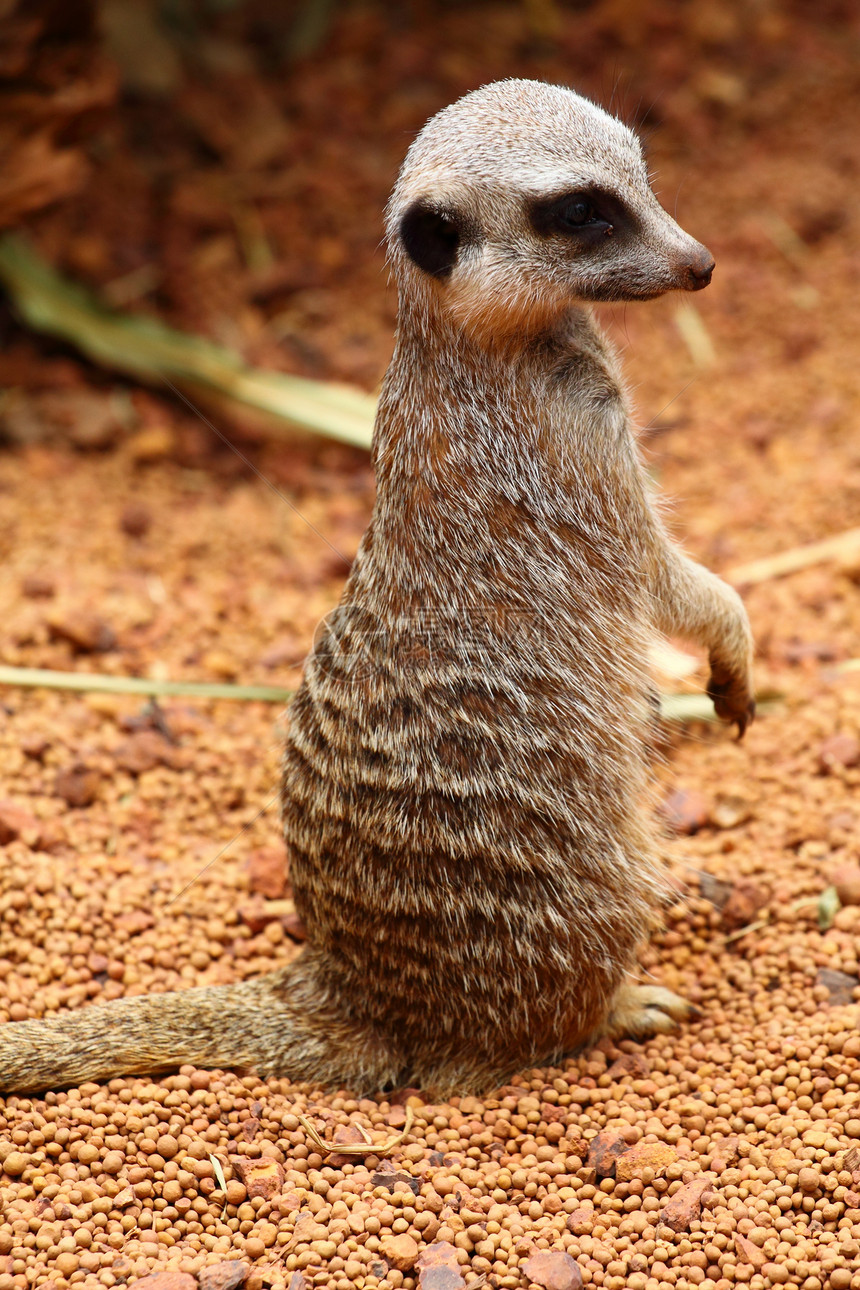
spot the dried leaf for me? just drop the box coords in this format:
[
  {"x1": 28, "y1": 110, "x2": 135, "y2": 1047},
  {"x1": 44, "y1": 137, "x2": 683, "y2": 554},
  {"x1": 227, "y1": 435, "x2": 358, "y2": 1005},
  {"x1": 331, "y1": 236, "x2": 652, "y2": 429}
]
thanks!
[
  {"x1": 818, "y1": 885, "x2": 841, "y2": 931},
  {"x1": 0, "y1": 234, "x2": 375, "y2": 448},
  {"x1": 209, "y1": 1153, "x2": 228, "y2": 1194}
]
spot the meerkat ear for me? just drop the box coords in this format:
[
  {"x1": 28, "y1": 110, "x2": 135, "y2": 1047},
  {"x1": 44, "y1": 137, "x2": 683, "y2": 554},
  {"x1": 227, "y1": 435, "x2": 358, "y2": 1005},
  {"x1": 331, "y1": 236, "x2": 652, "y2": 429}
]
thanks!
[{"x1": 399, "y1": 200, "x2": 464, "y2": 279}]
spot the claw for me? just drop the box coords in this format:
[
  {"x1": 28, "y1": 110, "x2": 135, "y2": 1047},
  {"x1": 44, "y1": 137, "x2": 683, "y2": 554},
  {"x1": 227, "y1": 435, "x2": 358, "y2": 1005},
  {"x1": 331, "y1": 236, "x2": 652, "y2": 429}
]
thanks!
[
  {"x1": 603, "y1": 983, "x2": 699, "y2": 1041},
  {"x1": 707, "y1": 669, "x2": 756, "y2": 738},
  {"x1": 734, "y1": 699, "x2": 756, "y2": 739}
]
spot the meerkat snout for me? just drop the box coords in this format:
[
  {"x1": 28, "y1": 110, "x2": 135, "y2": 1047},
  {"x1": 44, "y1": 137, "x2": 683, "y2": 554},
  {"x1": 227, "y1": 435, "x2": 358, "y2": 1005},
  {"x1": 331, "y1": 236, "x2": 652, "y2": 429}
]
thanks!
[{"x1": 673, "y1": 241, "x2": 715, "y2": 291}]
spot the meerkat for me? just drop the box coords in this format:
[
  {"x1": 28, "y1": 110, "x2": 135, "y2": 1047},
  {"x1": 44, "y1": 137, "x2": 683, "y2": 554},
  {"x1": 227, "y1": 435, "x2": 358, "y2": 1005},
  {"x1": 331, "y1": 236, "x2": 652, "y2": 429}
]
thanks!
[{"x1": 0, "y1": 79, "x2": 753, "y2": 1097}]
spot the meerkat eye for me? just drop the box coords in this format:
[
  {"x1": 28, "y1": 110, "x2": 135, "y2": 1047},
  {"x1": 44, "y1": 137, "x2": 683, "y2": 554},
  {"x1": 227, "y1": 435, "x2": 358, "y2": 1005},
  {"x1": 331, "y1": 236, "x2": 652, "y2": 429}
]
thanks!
[
  {"x1": 400, "y1": 200, "x2": 464, "y2": 279},
  {"x1": 559, "y1": 197, "x2": 599, "y2": 227},
  {"x1": 529, "y1": 190, "x2": 616, "y2": 239}
]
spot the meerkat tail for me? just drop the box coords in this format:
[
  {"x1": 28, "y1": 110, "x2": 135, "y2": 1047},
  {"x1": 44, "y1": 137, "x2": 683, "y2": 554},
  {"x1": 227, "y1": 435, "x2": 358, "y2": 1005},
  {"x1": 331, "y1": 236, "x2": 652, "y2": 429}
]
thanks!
[{"x1": 0, "y1": 960, "x2": 403, "y2": 1095}]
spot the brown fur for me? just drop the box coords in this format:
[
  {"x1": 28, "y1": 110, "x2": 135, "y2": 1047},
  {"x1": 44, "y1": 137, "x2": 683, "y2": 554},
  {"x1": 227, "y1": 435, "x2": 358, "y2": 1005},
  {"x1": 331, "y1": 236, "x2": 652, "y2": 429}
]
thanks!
[{"x1": 0, "y1": 81, "x2": 753, "y2": 1097}]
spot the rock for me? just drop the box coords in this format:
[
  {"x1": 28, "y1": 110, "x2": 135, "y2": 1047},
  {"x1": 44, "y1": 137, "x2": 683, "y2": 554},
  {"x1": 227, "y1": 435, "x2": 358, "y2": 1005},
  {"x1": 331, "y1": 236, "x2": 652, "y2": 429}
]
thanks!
[
  {"x1": 815, "y1": 967, "x2": 858, "y2": 1005},
  {"x1": 126, "y1": 424, "x2": 176, "y2": 462},
  {"x1": 115, "y1": 909, "x2": 154, "y2": 935},
  {"x1": 33, "y1": 817, "x2": 66, "y2": 852},
  {"x1": 0, "y1": 800, "x2": 38, "y2": 845},
  {"x1": 734, "y1": 1234, "x2": 766, "y2": 1269},
  {"x1": 234, "y1": 1157, "x2": 284, "y2": 1200},
  {"x1": 416, "y1": 1245, "x2": 465, "y2": 1288},
  {"x1": 418, "y1": 1269, "x2": 465, "y2": 1290},
  {"x1": 834, "y1": 905, "x2": 860, "y2": 932},
  {"x1": 202, "y1": 648, "x2": 239, "y2": 680},
  {"x1": 225, "y1": 1179, "x2": 246, "y2": 1206},
  {"x1": 833, "y1": 862, "x2": 860, "y2": 906},
  {"x1": 522, "y1": 1249, "x2": 584, "y2": 1290},
  {"x1": 586, "y1": 1129, "x2": 628, "y2": 1179},
  {"x1": 615, "y1": 1141, "x2": 678, "y2": 1182},
  {"x1": 660, "y1": 787, "x2": 710, "y2": 835},
  {"x1": 721, "y1": 879, "x2": 768, "y2": 931},
  {"x1": 119, "y1": 501, "x2": 153, "y2": 537},
  {"x1": 381, "y1": 1232, "x2": 419, "y2": 1271},
  {"x1": 20, "y1": 733, "x2": 50, "y2": 760},
  {"x1": 282, "y1": 909, "x2": 308, "y2": 941},
  {"x1": 54, "y1": 766, "x2": 100, "y2": 807},
  {"x1": 287, "y1": 1275, "x2": 307, "y2": 1290},
  {"x1": 710, "y1": 1137, "x2": 740, "y2": 1172},
  {"x1": 711, "y1": 794, "x2": 753, "y2": 829},
  {"x1": 198, "y1": 1263, "x2": 250, "y2": 1290},
  {"x1": 327, "y1": 1123, "x2": 370, "y2": 1168},
  {"x1": 698, "y1": 872, "x2": 732, "y2": 910},
  {"x1": 416, "y1": 1243, "x2": 460, "y2": 1271},
  {"x1": 114, "y1": 730, "x2": 173, "y2": 775},
  {"x1": 21, "y1": 572, "x2": 56, "y2": 598},
  {"x1": 819, "y1": 733, "x2": 860, "y2": 772},
  {"x1": 128, "y1": 1275, "x2": 196, "y2": 1290},
  {"x1": 260, "y1": 635, "x2": 301, "y2": 669},
  {"x1": 658, "y1": 1176, "x2": 715, "y2": 1231},
  {"x1": 238, "y1": 898, "x2": 297, "y2": 936},
  {"x1": 416, "y1": 1242, "x2": 465, "y2": 1286},
  {"x1": 371, "y1": 1169, "x2": 420, "y2": 1194},
  {"x1": 46, "y1": 608, "x2": 116, "y2": 653},
  {"x1": 605, "y1": 1052, "x2": 650, "y2": 1080},
  {"x1": 566, "y1": 1208, "x2": 592, "y2": 1235},
  {"x1": 246, "y1": 845, "x2": 289, "y2": 898}
]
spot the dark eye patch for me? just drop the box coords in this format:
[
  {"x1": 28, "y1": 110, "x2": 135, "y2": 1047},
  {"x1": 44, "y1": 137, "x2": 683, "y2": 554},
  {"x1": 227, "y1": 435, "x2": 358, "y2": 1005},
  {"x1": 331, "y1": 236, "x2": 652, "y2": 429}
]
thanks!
[
  {"x1": 529, "y1": 188, "x2": 628, "y2": 241},
  {"x1": 399, "y1": 201, "x2": 466, "y2": 278}
]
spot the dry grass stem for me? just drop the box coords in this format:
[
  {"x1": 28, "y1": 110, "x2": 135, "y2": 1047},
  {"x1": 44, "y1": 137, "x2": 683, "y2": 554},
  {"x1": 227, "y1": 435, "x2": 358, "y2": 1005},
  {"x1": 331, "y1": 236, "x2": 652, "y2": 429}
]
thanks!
[
  {"x1": 728, "y1": 525, "x2": 860, "y2": 585},
  {"x1": 0, "y1": 234, "x2": 376, "y2": 448},
  {"x1": 0, "y1": 664, "x2": 293, "y2": 703},
  {"x1": 295, "y1": 1106, "x2": 415, "y2": 1158}
]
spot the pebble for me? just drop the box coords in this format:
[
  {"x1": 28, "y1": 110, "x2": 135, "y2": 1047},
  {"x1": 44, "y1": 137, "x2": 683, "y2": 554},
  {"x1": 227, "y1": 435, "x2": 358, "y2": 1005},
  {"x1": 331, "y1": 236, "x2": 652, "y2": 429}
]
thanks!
[
  {"x1": 658, "y1": 1176, "x2": 715, "y2": 1232},
  {"x1": 818, "y1": 733, "x2": 860, "y2": 771},
  {"x1": 660, "y1": 786, "x2": 710, "y2": 834},
  {"x1": 197, "y1": 1262, "x2": 250, "y2": 1290},
  {"x1": 54, "y1": 764, "x2": 100, "y2": 806},
  {"x1": 833, "y1": 861, "x2": 860, "y2": 905},
  {"x1": 381, "y1": 1231, "x2": 419, "y2": 1270},
  {"x1": 46, "y1": 607, "x2": 116, "y2": 653},
  {"x1": 523, "y1": 1249, "x2": 583, "y2": 1289},
  {"x1": 0, "y1": 801, "x2": 37, "y2": 845},
  {"x1": 245, "y1": 845, "x2": 289, "y2": 898},
  {"x1": 120, "y1": 500, "x2": 154, "y2": 537}
]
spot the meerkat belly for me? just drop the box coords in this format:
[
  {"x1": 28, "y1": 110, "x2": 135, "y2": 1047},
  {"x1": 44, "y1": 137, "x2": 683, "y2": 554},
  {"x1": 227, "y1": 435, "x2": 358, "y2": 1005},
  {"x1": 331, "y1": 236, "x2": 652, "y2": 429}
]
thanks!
[{"x1": 281, "y1": 556, "x2": 654, "y2": 1053}]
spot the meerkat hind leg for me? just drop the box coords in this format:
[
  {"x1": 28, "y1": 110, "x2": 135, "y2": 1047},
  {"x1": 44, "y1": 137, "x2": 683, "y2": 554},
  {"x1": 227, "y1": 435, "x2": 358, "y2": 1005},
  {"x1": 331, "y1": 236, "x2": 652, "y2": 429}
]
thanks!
[{"x1": 600, "y1": 982, "x2": 697, "y2": 1041}]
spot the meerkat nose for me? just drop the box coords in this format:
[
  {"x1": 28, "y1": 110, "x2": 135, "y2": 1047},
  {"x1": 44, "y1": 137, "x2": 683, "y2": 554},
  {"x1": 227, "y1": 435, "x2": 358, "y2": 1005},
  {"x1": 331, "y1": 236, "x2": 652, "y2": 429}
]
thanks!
[{"x1": 685, "y1": 245, "x2": 716, "y2": 290}]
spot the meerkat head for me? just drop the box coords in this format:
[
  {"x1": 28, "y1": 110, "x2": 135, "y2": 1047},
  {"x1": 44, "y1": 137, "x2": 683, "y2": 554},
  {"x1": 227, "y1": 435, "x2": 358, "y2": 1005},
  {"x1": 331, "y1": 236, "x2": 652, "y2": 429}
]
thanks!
[{"x1": 388, "y1": 79, "x2": 714, "y2": 343}]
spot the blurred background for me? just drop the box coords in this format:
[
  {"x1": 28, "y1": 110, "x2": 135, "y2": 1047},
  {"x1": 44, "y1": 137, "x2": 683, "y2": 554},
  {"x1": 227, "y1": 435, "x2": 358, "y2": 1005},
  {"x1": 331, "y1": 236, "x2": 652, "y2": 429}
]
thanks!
[
  {"x1": 0, "y1": 0, "x2": 858, "y2": 702},
  {"x1": 1, "y1": 0, "x2": 855, "y2": 453}
]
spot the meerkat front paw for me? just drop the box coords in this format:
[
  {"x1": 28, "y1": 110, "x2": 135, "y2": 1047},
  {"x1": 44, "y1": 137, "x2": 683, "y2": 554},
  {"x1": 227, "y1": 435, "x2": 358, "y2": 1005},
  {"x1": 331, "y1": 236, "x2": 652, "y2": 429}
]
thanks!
[
  {"x1": 707, "y1": 660, "x2": 755, "y2": 737},
  {"x1": 602, "y1": 982, "x2": 698, "y2": 1041}
]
